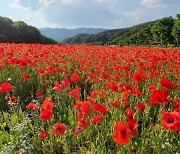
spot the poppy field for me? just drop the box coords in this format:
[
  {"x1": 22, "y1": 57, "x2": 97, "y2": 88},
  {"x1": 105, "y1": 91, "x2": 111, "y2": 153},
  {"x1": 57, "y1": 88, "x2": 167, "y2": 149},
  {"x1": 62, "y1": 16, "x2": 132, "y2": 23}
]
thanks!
[{"x1": 0, "y1": 43, "x2": 179, "y2": 154}]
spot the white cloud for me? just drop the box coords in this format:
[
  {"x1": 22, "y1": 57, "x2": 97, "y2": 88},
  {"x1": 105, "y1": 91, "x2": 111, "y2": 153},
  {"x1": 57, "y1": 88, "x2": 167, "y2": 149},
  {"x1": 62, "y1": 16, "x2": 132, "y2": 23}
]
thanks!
[
  {"x1": 10, "y1": 0, "x2": 121, "y2": 28},
  {"x1": 10, "y1": 0, "x2": 40, "y2": 10},
  {"x1": 11, "y1": 0, "x2": 82, "y2": 9},
  {"x1": 124, "y1": 9, "x2": 144, "y2": 20},
  {"x1": 38, "y1": 0, "x2": 81, "y2": 7},
  {"x1": 11, "y1": 0, "x2": 117, "y2": 10},
  {"x1": 23, "y1": 9, "x2": 62, "y2": 28},
  {"x1": 141, "y1": 0, "x2": 180, "y2": 8},
  {"x1": 10, "y1": 0, "x2": 62, "y2": 27}
]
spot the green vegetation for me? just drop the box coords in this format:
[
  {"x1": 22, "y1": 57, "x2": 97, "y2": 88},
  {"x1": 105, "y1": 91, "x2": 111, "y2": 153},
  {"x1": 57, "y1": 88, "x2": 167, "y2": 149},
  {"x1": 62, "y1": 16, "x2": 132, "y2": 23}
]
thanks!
[
  {"x1": 63, "y1": 14, "x2": 180, "y2": 47},
  {"x1": 172, "y1": 14, "x2": 180, "y2": 47},
  {"x1": 62, "y1": 27, "x2": 129, "y2": 45},
  {"x1": 0, "y1": 16, "x2": 57, "y2": 44}
]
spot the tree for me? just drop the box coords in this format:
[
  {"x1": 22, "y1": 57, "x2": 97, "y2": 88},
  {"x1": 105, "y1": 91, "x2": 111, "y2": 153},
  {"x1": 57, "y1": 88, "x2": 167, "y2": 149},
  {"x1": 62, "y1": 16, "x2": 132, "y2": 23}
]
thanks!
[
  {"x1": 0, "y1": 17, "x2": 15, "y2": 42},
  {"x1": 172, "y1": 14, "x2": 180, "y2": 47},
  {"x1": 151, "y1": 17, "x2": 174, "y2": 46}
]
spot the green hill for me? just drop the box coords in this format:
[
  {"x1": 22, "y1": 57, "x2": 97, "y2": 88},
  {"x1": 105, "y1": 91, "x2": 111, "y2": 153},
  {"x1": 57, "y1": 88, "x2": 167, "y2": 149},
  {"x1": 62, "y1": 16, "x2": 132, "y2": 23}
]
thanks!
[
  {"x1": 0, "y1": 16, "x2": 57, "y2": 44},
  {"x1": 62, "y1": 14, "x2": 180, "y2": 47}
]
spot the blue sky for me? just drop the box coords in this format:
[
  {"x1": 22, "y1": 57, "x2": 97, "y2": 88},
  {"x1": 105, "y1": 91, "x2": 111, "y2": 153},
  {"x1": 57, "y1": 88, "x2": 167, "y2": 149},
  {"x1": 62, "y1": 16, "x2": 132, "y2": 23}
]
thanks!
[{"x1": 0, "y1": 0, "x2": 179, "y2": 29}]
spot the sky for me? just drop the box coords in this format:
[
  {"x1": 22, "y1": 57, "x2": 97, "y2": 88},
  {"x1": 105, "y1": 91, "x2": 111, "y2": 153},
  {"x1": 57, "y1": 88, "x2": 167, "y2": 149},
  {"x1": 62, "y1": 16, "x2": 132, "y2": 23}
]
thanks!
[{"x1": 0, "y1": 0, "x2": 179, "y2": 29}]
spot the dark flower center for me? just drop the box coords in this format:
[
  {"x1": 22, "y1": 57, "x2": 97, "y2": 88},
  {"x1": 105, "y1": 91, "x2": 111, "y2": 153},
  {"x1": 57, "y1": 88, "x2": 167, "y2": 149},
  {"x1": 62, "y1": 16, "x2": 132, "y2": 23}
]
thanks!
[
  {"x1": 129, "y1": 126, "x2": 133, "y2": 130},
  {"x1": 57, "y1": 127, "x2": 62, "y2": 130},
  {"x1": 121, "y1": 130, "x2": 126, "y2": 135},
  {"x1": 168, "y1": 118, "x2": 174, "y2": 123},
  {"x1": 130, "y1": 115, "x2": 134, "y2": 120},
  {"x1": 81, "y1": 120, "x2": 86, "y2": 123}
]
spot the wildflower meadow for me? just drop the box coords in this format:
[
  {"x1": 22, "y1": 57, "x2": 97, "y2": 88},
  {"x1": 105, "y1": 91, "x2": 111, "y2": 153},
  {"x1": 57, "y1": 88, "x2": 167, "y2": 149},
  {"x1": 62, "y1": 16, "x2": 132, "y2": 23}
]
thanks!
[{"x1": 0, "y1": 43, "x2": 179, "y2": 153}]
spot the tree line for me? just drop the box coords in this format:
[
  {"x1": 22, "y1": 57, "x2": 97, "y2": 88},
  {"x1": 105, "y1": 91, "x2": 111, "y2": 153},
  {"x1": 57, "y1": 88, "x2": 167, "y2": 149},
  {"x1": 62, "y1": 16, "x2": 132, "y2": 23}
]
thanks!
[
  {"x1": 63, "y1": 14, "x2": 180, "y2": 47},
  {"x1": 112, "y1": 14, "x2": 180, "y2": 47},
  {"x1": 0, "y1": 16, "x2": 57, "y2": 44}
]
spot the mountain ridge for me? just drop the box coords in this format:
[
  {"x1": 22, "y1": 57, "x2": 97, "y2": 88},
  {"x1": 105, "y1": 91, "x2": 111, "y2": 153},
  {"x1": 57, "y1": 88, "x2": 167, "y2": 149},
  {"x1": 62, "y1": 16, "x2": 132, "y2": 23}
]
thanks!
[
  {"x1": 39, "y1": 27, "x2": 107, "y2": 42},
  {"x1": 61, "y1": 22, "x2": 152, "y2": 45},
  {"x1": 61, "y1": 14, "x2": 180, "y2": 47}
]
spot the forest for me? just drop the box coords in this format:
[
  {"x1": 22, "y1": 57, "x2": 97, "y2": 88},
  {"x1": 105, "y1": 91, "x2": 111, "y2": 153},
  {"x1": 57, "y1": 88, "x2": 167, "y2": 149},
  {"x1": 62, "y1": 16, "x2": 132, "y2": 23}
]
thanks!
[{"x1": 0, "y1": 16, "x2": 57, "y2": 44}]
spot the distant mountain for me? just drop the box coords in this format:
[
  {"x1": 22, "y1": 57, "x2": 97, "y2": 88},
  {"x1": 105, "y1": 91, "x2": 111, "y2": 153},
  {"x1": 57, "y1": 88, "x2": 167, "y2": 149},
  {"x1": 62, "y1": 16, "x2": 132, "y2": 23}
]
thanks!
[
  {"x1": 62, "y1": 22, "x2": 154, "y2": 45},
  {"x1": 39, "y1": 27, "x2": 107, "y2": 42}
]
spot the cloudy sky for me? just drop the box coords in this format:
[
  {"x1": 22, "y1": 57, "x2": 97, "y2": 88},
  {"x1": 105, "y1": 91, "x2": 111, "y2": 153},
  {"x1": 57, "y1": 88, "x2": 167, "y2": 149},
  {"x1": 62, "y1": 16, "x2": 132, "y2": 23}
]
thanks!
[{"x1": 0, "y1": 0, "x2": 179, "y2": 29}]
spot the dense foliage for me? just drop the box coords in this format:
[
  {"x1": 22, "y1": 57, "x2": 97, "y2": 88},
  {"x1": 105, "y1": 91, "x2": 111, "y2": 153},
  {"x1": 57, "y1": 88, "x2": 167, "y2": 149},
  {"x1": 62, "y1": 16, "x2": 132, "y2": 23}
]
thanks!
[
  {"x1": 0, "y1": 17, "x2": 57, "y2": 44},
  {"x1": 0, "y1": 43, "x2": 179, "y2": 153},
  {"x1": 62, "y1": 27, "x2": 129, "y2": 45},
  {"x1": 63, "y1": 14, "x2": 180, "y2": 47}
]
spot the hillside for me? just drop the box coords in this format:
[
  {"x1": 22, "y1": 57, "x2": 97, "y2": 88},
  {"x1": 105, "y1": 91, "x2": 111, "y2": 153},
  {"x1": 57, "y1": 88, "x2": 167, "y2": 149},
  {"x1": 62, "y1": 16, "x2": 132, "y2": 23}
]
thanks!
[
  {"x1": 39, "y1": 27, "x2": 107, "y2": 42},
  {"x1": 62, "y1": 15, "x2": 180, "y2": 47},
  {"x1": 0, "y1": 16, "x2": 57, "y2": 44},
  {"x1": 62, "y1": 22, "x2": 154, "y2": 45}
]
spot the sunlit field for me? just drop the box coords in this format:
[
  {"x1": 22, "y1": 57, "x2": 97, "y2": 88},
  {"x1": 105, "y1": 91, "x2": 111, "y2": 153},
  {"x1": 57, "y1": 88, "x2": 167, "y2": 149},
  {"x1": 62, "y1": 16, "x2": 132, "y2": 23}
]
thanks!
[{"x1": 0, "y1": 43, "x2": 179, "y2": 154}]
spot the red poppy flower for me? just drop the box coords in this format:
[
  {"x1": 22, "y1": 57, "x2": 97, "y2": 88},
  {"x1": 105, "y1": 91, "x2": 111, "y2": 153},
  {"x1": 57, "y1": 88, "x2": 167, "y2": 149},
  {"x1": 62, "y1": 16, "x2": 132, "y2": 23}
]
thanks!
[
  {"x1": 94, "y1": 103, "x2": 109, "y2": 114},
  {"x1": 19, "y1": 58, "x2": 29, "y2": 69},
  {"x1": 53, "y1": 81, "x2": 63, "y2": 92},
  {"x1": 74, "y1": 116, "x2": 88, "y2": 135},
  {"x1": 109, "y1": 100, "x2": 120, "y2": 108},
  {"x1": 26, "y1": 102, "x2": 37, "y2": 111},
  {"x1": 123, "y1": 84, "x2": 131, "y2": 91},
  {"x1": 101, "y1": 71, "x2": 110, "y2": 80},
  {"x1": 112, "y1": 121, "x2": 131, "y2": 144},
  {"x1": 120, "y1": 90, "x2": 131, "y2": 100},
  {"x1": 78, "y1": 116, "x2": 88, "y2": 130},
  {"x1": 148, "y1": 85, "x2": 157, "y2": 92},
  {"x1": 127, "y1": 120, "x2": 138, "y2": 136},
  {"x1": 112, "y1": 75, "x2": 120, "y2": 82},
  {"x1": 0, "y1": 82, "x2": 13, "y2": 93},
  {"x1": 41, "y1": 97, "x2": 56, "y2": 110},
  {"x1": 137, "y1": 102, "x2": 146, "y2": 113},
  {"x1": 160, "y1": 77, "x2": 176, "y2": 89},
  {"x1": 63, "y1": 69, "x2": 68, "y2": 75},
  {"x1": 70, "y1": 87, "x2": 80, "y2": 99},
  {"x1": 62, "y1": 78, "x2": 70, "y2": 86},
  {"x1": 81, "y1": 102, "x2": 91, "y2": 115},
  {"x1": 132, "y1": 86, "x2": 143, "y2": 95},
  {"x1": 149, "y1": 90, "x2": 171, "y2": 105},
  {"x1": 40, "y1": 109, "x2": 53, "y2": 121},
  {"x1": 39, "y1": 130, "x2": 49, "y2": 139},
  {"x1": 77, "y1": 111, "x2": 83, "y2": 117},
  {"x1": 99, "y1": 89, "x2": 108, "y2": 99},
  {"x1": 35, "y1": 91, "x2": 43, "y2": 97},
  {"x1": 8, "y1": 96, "x2": 17, "y2": 105},
  {"x1": 87, "y1": 97, "x2": 96, "y2": 105},
  {"x1": 91, "y1": 90, "x2": 98, "y2": 97},
  {"x1": 173, "y1": 99, "x2": 180, "y2": 108},
  {"x1": 88, "y1": 73, "x2": 96, "y2": 79},
  {"x1": 74, "y1": 100, "x2": 84, "y2": 110},
  {"x1": 70, "y1": 73, "x2": 80, "y2": 83},
  {"x1": 91, "y1": 115, "x2": 104, "y2": 124},
  {"x1": 132, "y1": 72, "x2": 147, "y2": 83},
  {"x1": 162, "y1": 112, "x2": 178, "y2": 131},
  {"x1": 108, "y1": 82, "x2": 118, "y2": 91},
  {"x1": 22, "y1": 74, "x2": 30, "y2": 80},
  {"x1": 53, "y1": 123, "x2": 67, "y2": 136},
  {"x1": 126, "y1": 108, "x2": 136, "y2": 121}
]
